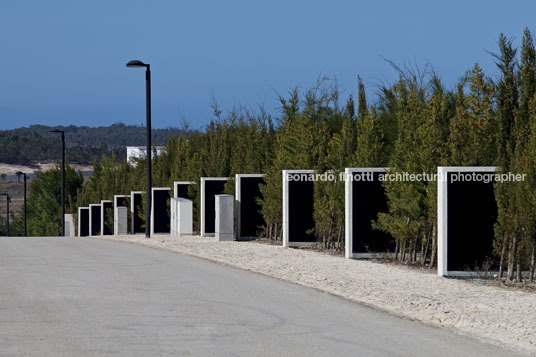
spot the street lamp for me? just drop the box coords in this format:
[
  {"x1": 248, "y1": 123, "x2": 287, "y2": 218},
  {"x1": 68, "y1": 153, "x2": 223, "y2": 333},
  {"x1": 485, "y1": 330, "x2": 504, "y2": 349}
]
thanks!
[
  {"x1": 51, "y1": 129, "x2": 65, "y2": 236},
  {"x1": 15, "y1": 171, "x2": 27, "y2": 236},
  {"x1": 0, "y1": 192, "x2": 9, "y2": 236},
  {"x1": 126, "y1": 59, "x2": 152, "y2": 238}
]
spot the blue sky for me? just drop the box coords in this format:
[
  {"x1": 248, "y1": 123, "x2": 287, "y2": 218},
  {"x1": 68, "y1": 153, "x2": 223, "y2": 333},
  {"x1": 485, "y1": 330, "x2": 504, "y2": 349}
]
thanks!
[{"x1": 0, "y1": 0, "x2": 534, "y2": 130}]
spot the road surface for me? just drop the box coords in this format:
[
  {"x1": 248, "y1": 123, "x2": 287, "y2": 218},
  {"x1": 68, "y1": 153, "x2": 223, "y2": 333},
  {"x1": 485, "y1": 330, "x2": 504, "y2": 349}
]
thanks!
[{"x1": 0, "y1": 237, "x2": 518, "y2": 356}]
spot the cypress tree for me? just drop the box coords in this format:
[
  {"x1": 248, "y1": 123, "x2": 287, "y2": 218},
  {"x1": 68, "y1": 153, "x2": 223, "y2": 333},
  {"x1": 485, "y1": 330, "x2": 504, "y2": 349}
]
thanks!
[
  {"x1": 374, "y1": 89, "x2": 428, "y2": 263},
  {"x1": 493, "y1": 34, "x2": 519, "y2": 280},
  {"x1": 345, "y1": 94, "x2": 355, "y2": 121},
  {"x1": 448, "y1": 63, "x2": 496, "y2": 166},
  {"x1": 494, "y1": 34, "x2": 518, "y2": 168},
  {"x1": 354, "y1": 107, "x2": 384, "y2": 167},
  {"x1": 509, "y1": 28, "x2": 536, "y2": 281},
  {"x1": 357, "y1": 76, "x2": 368, "y2": 120}
]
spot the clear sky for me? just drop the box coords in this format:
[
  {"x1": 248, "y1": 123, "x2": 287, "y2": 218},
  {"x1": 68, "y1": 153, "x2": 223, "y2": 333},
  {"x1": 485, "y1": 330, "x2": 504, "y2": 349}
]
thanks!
[{"x1": 0, "y1": 0, "x2": 534, "y2": 130}]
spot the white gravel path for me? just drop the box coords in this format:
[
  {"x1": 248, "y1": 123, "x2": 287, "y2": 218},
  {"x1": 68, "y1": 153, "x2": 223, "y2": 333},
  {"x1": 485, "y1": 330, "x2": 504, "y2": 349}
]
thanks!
[{"x1": 99, "y1": 234, "x2": 535, "y2": 355}]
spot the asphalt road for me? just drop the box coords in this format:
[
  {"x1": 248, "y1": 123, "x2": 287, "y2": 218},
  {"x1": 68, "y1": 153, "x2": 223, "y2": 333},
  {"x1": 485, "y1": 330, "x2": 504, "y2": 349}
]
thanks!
[{"x1": 0, "y1": 237, "x2": 518, "y2": 356}]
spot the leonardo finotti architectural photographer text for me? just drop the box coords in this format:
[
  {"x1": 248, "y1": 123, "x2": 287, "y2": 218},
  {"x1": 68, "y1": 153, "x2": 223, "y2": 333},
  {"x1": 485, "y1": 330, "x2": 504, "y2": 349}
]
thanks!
[{"x1": 285, "y1": 172, "x2": 527, "y2": 183}]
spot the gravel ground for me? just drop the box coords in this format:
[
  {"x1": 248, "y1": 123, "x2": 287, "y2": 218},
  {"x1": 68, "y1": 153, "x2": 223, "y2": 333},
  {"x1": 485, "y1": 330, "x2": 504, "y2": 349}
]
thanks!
[{"x1": 99, "y1": 234, "x2": 536, "y2": 355}]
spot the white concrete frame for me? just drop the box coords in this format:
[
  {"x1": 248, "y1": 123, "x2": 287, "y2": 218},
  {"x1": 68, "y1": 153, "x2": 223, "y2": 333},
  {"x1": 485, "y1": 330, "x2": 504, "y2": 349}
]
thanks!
[
  {"x1": 235, "y1": 174, "x2": 265, "y2": 240},
  {"x1": 282, "y1": 169, "x2": 315, "y2": 248},
  {"x1": 78, "y1": 207, "x2": 89, "y2": 237},
  {"x1": 345, "y1": 168, "x2": 390, "y2": 259},
  {"x1": 200, "y1": 177, "x2": 229, "y2": 237},
  {"x1": 100, "y1": 200, "x2": 113, "y2": 236},
  {"x1": 130, "y1": 191, "x2": 144, "y2": 234},
  {"x1": 173, "y1": 181, "x2": 195, "y2": 198},
  {"x1": 437, "y1": 166, "x2": 498, "y2": 277},
  {"x1": 88, "y1": 203, "x2": 101, "y2": 237},
  {"x1": 150, "y1": 187, "x2": 171, "y2": 236}
]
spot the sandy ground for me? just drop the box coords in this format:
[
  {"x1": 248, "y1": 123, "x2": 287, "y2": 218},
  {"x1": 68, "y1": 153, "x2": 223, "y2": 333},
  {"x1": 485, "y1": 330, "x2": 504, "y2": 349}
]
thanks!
[
  {"x1": 100, "y1": 234, "x2": 535, "y2": 355},
  {"x1": 0, "y1": 163, "x2": 92, "y2": 175}
]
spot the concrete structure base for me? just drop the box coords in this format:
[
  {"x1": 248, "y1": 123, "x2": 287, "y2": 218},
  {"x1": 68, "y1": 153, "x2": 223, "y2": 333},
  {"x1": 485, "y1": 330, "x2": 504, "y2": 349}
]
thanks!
[
  {"x1": 171, "y1": 198, "x2": 193, "y2": 237},
  {"x1": 114, "y1": 206, "x2": 128, "y2": 235},
  {"x1": 215, "y1": 194, "x2": 234, "y2": 241}
]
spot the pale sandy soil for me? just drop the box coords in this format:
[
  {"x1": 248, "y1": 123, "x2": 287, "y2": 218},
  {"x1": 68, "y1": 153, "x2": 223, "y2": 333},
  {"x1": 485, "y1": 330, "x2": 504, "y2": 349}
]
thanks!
[
  {"x1": 0, "y1": 163, "x2": 92, "y2": 175},
  {"x1": 100, "y1": 234, "x2": 535, "y2": 355}
]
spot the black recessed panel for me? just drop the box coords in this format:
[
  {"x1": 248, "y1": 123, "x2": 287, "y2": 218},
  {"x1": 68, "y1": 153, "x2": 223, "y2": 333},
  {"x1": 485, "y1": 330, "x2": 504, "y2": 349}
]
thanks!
[
  {"x1": 447, "y1": 172, "x2": 497, "y2": 271},
  {"x1": 239, "y1": 177, "x2": 265, "y2": 238},
  {"x1": 352, "y1": 172, "x2": 395, "y2": 253},
  {"x1": 116, "y1": 197, "x2": 128, "y2": 208},
  {"x1": 288, "y1": 180, "x2": 315, "y2": 243},
  {"x1": 175, "y1": 184, "x2": 192, "y2": 199},
  {"x1": 133, "y1": 193, "x2": 144, "y2": 233},
  {"x1": 79, "y1": 209, "x2": 89, "y2": 237},
  {"x1": 153, "y1": 190, "x2": 170, "y2": 233},
  {"x1": 90, "y1": 206, "x2": 101, "y2": 236},
  {"x1": 102, "y1": 201, "x2": 113, "y2": 235},
  {"x1": 204, "y1": 180, "x2": 226, "y2": 234}
]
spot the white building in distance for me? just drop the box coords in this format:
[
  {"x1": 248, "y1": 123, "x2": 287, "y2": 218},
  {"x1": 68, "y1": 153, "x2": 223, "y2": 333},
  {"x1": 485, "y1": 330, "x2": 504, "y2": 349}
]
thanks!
[{"x1": 126, "y1": 146, "x2": 165, "y2": 165}]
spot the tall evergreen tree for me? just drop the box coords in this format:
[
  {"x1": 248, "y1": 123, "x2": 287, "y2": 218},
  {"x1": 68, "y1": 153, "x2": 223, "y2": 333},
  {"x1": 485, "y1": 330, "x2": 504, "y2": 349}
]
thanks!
[
  {"x1": 493, "y1": 34, "x2": 520, "y2": 280},
  {"x1": 494, "y1": 34, "x2": 518, "y2": 167},
  {"x1": 508, "y1": 28, "x2": 536, "y2": 281},
  {"x1": 374, "y1": 89, "x2": 428, "y2": 263},
  {"x1": 354, "y1": 107, "x2": 384, "y2": 167},
  {"x1": 448, "y1": 63, "x2": 496, "y2": 166},
  {"x1": 357, "y1": 76, "x2": 367, "y2": 120}
]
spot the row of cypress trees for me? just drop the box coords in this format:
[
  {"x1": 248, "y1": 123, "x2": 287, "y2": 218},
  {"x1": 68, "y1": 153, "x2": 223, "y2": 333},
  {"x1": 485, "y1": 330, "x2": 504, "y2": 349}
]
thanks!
[
  {"x1": 76, "y1": 29, "x2": 536, "y2": 281},
  {"x1": 7, "y1": 29, "x2": 534, "y2": 281}
]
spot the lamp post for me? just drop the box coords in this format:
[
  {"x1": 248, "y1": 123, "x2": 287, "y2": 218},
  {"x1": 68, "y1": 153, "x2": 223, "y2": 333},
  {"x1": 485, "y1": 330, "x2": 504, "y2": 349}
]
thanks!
[
  {"x1": 0, "y1": 192, "x2": 9, "y2": 236},
  {"x1": 126, "y1": 60, "x2": 151, "y2": 238},
  {"x1": 15, "y1": 171, "x2": 27, "y2": 236},
  {"x1": 51, "y1": 129, "x2": 65, "y2": 236}
]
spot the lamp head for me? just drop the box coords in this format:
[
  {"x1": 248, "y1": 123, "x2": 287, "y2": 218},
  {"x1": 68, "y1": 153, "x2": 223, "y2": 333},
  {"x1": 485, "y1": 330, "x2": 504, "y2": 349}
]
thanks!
[
  {"x1": 50, "y1": 129, "x2": 64, "y2": 134},
  {"x1": 126, "y1": 60, "x2": 148, "y2": 68}
]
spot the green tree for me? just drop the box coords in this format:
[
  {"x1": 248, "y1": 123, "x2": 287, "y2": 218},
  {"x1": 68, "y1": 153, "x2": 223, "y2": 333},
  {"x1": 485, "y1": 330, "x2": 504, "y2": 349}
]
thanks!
[
  {"x1": 493, "y1": 34, "x2": 520, "y2": 281},
  {"x1": 357, "y1": 76, "x2": 367, "y2": 120},
  {"x1": 500, "y1": 28, "x2": 536, "y2": 281},
  {"x1": 354, "y1": 107, "x2": 384, "y2": 167},
  {"x1": 26, "y1": 164, "x2": 84, "y2": 236},
  {"x1": 374, "y1": 89, "x2": 426, "y2": 263},
  {"x1": 448, "y1": 63, "x2": 496, "y2": 166}
]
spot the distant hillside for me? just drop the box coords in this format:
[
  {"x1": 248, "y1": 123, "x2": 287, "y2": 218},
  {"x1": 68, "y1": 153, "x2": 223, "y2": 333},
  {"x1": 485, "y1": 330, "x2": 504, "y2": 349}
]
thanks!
[{"x1": 0, "y1": 123, "x2": 181, "y2": 165}]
